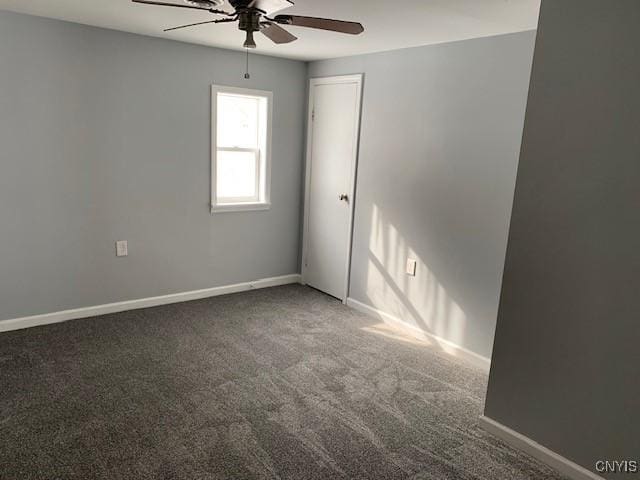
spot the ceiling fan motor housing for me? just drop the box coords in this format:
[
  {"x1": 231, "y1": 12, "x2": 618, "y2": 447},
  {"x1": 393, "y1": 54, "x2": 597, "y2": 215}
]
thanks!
[
  {"x1": 238, "y1": 11, "x2": 261, "y2": 31},
  {"x1": 239, "y1": 10, "x2": 262, "y2": 48}
]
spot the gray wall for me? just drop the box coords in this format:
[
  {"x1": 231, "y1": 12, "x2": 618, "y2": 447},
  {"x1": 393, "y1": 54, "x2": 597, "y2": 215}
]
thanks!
[
  {"x1": 309, "y1": 32, "x2": 536, "y2": 359},
  {"x1": 0, "y1": 11, "x2": 306, "y2": 321},
  {"x1": 484, "y1": 0, "x2": 640, "y2": 476}
]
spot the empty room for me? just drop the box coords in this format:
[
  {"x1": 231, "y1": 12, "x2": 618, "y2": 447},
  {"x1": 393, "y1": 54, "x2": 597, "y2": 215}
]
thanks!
[{"x1": 0, "y1": 0, "x2": 637, "y2": 479}]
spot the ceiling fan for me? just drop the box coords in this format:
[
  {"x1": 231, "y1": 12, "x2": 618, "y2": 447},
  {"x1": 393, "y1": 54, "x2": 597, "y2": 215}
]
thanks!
[{"x1": 131, "y1": 0, "x2": 364, "y2": 49}]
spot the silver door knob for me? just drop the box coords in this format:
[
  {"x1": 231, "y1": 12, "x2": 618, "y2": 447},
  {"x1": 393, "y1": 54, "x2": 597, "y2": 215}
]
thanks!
[{"x1": 339, "y1": 194, "x2": 349, "y2": 202}]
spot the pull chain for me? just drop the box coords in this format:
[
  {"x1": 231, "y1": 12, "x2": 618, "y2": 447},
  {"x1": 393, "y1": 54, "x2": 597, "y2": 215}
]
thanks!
[{"x1": 244, "y1": 47, "x2": 251, "y2": 79}]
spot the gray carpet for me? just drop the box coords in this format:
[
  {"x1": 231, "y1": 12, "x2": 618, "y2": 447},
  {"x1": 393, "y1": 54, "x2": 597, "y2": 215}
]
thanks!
[{"x1": 0, "y1": 285, "x2": 565, "y2": 480}]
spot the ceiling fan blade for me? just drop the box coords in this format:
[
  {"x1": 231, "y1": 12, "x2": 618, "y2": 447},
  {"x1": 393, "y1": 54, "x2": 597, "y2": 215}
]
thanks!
[
  {"x1": 250, "y1": 0, "x2": 293, "y2": 15},
  {"x1": 164, "y1": 20, "x2": 219, "y2": 32},
  {"x1": 261, "y1": 23, "x2": 297, "y2": 44},
  {"x1": 132, "y1": 0, "x2": 211, "y2": 11},
  {"x1": 273, "y1": 15, "x2": 364, "y2": 35}
]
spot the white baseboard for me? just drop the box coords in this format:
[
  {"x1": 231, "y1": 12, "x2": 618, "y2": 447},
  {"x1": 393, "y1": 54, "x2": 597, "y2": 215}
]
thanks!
[
  {"x1": 0, "y1": 274, "x2": 302, "y2": 334},
  {"x1": 479, "y1": 416, "x2": 603, "y2": 480},
  {"x1": 346, "y1": 297, "x2": 491, "y2": 371}
]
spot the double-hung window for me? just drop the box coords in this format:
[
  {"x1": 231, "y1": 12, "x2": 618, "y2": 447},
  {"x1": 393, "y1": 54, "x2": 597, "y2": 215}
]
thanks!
[{"x1": 211, "y1": 85, "x2": 272, "y2": 212}]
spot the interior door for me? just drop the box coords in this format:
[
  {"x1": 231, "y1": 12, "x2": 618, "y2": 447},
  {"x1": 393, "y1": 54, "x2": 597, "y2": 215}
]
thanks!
[{"x1": 303, "y1": 75, "x2": 362, "y2": 300}]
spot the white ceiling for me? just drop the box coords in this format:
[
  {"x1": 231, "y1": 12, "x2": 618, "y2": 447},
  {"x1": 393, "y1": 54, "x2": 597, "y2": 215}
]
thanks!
[{"x1": 0, "y1": 0, "x2": 540, "y2": 61}]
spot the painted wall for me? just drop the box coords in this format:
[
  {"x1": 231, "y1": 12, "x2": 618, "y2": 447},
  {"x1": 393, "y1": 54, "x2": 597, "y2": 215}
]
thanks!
[
  {"x1": 484, "y1": 0, "x2": 640, "y2": 476},
  {"x1": 308, "y1": 32, "x2": 536, "y2": 359},
  {"x1": 0, "y1": 11, "x2": 306, "y2": 321}
]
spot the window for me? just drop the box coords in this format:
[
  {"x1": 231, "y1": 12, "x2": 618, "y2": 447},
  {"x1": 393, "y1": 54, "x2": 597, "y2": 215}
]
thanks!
[{"x1": 211, "y1": 85, "x2": 272, "y2": 212}]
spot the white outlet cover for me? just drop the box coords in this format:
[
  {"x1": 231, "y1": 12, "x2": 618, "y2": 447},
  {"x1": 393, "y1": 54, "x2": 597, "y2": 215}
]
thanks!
[
  {"x1": 406, "y1": 259, "x2": 417, "y2": 276},
  {"x1": 116, "y1": 240, "x2": 128, "y2": 257}
]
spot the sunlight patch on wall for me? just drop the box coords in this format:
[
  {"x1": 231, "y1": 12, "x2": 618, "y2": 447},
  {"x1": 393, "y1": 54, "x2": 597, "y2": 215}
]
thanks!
[{"x1": 364, "y1": 204, "x2": 467, "y2": 348}]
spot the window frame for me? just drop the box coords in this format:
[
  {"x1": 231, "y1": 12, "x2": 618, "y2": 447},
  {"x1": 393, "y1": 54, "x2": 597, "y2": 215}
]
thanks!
[{"x1": 211, "y1": 85, "x2": 273, "y2": 213}]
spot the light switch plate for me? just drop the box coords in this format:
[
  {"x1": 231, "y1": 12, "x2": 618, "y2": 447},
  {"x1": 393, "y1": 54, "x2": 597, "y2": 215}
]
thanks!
[
  {"x1": 406, "y1": 259, "x2": 417, "y2": 276},
  {"x1": 116, "y1": 240, "x2": 128, "y2": 257}
]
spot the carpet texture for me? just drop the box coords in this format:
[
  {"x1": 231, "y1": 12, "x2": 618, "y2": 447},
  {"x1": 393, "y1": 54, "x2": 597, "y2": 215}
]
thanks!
[{"x1": 0, "y1": 285, "x2": 565, "y2": 479}]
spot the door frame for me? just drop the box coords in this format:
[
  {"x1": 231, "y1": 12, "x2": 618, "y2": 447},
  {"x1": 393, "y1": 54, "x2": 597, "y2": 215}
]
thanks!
[{"x1": 301, "y1": 74, "x2": 364, "y2": 303}]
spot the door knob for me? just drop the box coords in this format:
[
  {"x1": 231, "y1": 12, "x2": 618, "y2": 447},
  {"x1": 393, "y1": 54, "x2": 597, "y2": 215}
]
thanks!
[{"x1": 339, "y1": 194, "x2": 349, "y2": 202}]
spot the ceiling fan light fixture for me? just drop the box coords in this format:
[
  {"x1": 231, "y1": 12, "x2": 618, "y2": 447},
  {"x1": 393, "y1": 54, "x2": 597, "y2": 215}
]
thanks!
[{"x1": 243, "y1": 31, "x2": 257, "y2": 49}]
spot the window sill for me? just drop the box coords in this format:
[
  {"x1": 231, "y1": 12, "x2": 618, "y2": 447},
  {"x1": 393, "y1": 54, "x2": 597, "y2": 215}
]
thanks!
[{"x1": 211, "y1": 202, "x2": 271, "y2": 214}]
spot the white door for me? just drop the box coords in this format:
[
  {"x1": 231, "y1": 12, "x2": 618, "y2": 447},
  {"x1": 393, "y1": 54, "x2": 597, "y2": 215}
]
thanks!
[{"x1": 303, "y1": 75, "x2": 363, "y2": 301}]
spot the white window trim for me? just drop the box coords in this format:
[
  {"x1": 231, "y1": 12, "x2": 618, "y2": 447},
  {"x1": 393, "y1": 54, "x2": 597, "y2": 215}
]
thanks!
[{"x1": 211, "y1": 85, "x2": 273, "y2": 214}]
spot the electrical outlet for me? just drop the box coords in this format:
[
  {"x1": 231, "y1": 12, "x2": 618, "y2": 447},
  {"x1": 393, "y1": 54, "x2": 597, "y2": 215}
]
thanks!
[
  {"x1": 406, "y1": 259, "x2": 417, "y2": 277},
  {"x1": 116, "y1": 240, "x2": 128, "y2": 257}
]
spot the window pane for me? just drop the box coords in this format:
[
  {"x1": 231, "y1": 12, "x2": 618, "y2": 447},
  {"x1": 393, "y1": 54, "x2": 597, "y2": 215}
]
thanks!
[
  {"x1": 217, "y1": 94, "x2": 259, "y2": 148},
  {"x1": 216, "y1": 150, "x2": 258, "y2": 201}
]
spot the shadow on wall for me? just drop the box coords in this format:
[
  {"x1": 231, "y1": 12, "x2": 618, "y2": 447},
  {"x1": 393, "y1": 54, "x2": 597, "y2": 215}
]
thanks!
[{"x1": 359, "y1": 204, "x2": 470, "y2": 355}]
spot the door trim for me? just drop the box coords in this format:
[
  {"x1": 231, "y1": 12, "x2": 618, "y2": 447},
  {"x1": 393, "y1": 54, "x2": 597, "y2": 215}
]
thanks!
[{"x1": 301, "y1": 74, "x2": 364, "y2": 303}]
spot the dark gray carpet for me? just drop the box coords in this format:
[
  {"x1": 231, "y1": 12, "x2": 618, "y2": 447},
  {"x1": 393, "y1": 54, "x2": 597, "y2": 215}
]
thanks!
[{"x1": 0, "y1": 285, "x2": 564, "y2": 480}]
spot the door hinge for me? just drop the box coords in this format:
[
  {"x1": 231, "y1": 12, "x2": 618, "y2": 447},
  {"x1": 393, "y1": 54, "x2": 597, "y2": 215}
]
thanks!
[{"x1": 311, "y1": 110, "x2": 315, "y2": 121}]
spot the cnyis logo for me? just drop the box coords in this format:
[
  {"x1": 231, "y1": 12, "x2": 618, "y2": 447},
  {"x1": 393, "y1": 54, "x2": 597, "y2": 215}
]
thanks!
[{"x1": 595, "y1": 460, "x2": 639, "y2": 474}]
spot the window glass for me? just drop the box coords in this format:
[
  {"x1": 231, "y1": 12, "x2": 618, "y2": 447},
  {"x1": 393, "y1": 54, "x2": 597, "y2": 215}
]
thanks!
[
  {"x1": 217, "y1": 94, "x2": 259, "y2": 149},
  {"x1": 216, "y1": 150, "x2": 258, "y2": 200}
]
